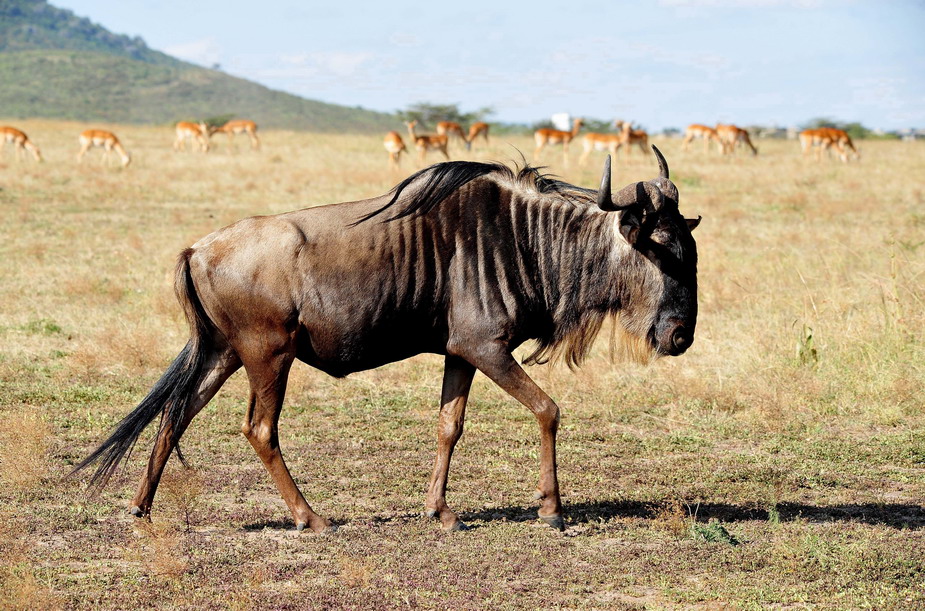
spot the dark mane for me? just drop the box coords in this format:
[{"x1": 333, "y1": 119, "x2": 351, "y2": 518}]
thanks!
[{"x1": 351, "y1": 160, "x2": 595, "y2": 226}]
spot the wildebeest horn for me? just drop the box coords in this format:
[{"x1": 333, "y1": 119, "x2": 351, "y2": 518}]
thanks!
[
  {"x1": 652, "y1": 145, "x2": 669, "y2": 179},
  {"x1": 648, "y1": 145, "x2": 678, "y2": 207},
  {"x1": 596, "y1": 155, "x2": 612, "y2": 210},
  {"x1": 599, "y1": 150, "x2": 666, "y2": 214},
  {"x1": 613, "y1": 181, "x2": 662, "y2": 212}
]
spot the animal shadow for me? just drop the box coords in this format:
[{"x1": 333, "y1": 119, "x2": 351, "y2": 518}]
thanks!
[{"x1": 461, "y1": 499, "x2": 925, "y2": 530}]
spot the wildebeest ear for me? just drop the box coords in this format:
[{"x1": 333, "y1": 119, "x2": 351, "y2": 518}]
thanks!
[
  {"x1": 618, "y1": 206, "x2": 644, "y2": 245},
  {"x1": 685, "y1": 216, "x2": 702, "y2": 232}
]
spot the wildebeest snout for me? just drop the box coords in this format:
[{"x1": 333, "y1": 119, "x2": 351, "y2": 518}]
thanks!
[{"x1": 659, "y1": 318, "x2": 694, "y2": 356}]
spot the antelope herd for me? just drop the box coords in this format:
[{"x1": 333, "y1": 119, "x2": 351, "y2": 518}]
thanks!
[
  {"x1": 2, "y1": 116, "x2": 865, "y2": 171},
  {"x1": 0, "y1": 118, "x2": 260, "y2": 167},
  {"x1": 376, "y1": 116, "x2": 862, "y2": 172}
]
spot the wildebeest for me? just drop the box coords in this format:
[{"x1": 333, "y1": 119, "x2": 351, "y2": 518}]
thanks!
[{"x1": 74, "y1": 146, "x2": 700, "y2": 533}]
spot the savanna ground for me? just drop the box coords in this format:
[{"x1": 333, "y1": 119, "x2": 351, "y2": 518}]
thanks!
[{"x1": 1, "y1": 120, "x2": 923, "y2": 610}]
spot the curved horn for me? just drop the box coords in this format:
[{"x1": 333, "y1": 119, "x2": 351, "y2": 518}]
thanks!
[
  {"x1": 613, "y1": 181, "x2": 662, "y2": 212},
  {"x1": 652, "y1": 144, "x2": 669, "y2": 179},
  {"x1": 596, "y1": 155, "x2": 613, "y2": 210},
  {"x1": 648, "y1": 145, "x2": 678, "y2": 208}
]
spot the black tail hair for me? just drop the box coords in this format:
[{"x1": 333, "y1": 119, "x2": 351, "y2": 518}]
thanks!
[{"x1": 70, "y1": 249, "x2": 213, "y2": 490}]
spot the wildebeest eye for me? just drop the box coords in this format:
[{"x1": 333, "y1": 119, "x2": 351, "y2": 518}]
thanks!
[{"x1": 649, "y1": 228, "x2": 673, "y2": 245}]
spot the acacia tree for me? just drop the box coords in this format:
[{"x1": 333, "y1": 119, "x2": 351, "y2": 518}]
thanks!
[
  {"x1": 398, "y1": 103, "x2": 493, "y2": 130},
  {"x1": 802, "y1": 117, "x2": 872, "y2": 140}
]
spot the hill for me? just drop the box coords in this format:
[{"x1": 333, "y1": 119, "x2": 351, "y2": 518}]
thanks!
[{"x1": 0, "y1": 0, "x2": 396, "y2": 131}]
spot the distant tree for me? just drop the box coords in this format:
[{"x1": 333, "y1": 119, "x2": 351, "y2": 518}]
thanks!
[
  {"x1": 802, "y1": 117, "x2": 873, "y2": 140},
  {"x1": 397, "y1": 103, "x2": 493, "y2": 129},
  {"x1": 202, "y1": 114, "x2": 236, "y2": 128},
  {"x1": 581, "y1": 118, "x2": 613, "y2": 133},
  {"x1": 662, "y1": 127, "x2": 682, "y2": 138},
  {"x1": 802, "y1": 117, "x2": 839, "y2": 130},
  {"x1": 839, "y1": 122, "x2": 872, "y2": 140},
  {"x1": 529, "y1": 117, "x2": 610, "y2": 132}
]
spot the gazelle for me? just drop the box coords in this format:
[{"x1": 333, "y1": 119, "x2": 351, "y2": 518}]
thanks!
[
  {"x1": 578, "y1": 132, "x2": 623, "y2": 167},
  {"x1": 467, "y1": 122, "x2": 490, "y2": 149},
  {"x1": 174, "y1": 121, "x2": 211, "y2": 153},
  {"x1": 1, "y1": 126, "x2": 43, "y2": 162},
  {"x1": 383, "y1": 130, "x2": 407, "y2": 170},
  {"x1": 799, "y1": 127, "x2": 859, "y2": 163},
  {"x1": 213, "y1": 119, "x2": 260, "y2": 150},
  {"x1": 77, "y1": 130, "x2": 131, "y2": 167},
  {"x1": 682, "y1": 124, "x2": 722, "y2": 154},
  {"x1": 436, "y1": 121, "x2": 471, "y2": 151},
  {"x1": 533, "y1": 117, "x2": 583, "y2": 166},
  {"x1": 799, "y1": 128, "x2": 827, "y2": 160},
  {"x1": 614, "y1": 120, "x2": 649, "y2": 156},
  {"x1": 716, "y1": 123, "x2": 758, "y2": 155},
  {"x1": 405, "y1": 120, "x2": 450, "y2": 164},
  {"x1": 821, "y1": 127, "x2": 859, "y2": 162}
]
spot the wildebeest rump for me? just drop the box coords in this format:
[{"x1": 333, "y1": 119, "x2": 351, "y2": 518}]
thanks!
[{"x1": 74, "y1": 146, "x2": 701, "y2": 532}]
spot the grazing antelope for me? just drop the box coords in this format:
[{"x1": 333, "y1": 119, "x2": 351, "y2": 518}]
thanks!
[
  {"x1": 578, "y1": 132, "x2": 623, "y2": 167},
  {"x1": 614, "y1": 121, "x2": 649, "y2": 156},
  {"x1": 174, "y1": 121, "x2": 211, "y2": 153},
  {"x1": 1, "y1": 126, "x2": 43, "y2": 162},
  {"x1": 383, "y1": 130, "x2": 407, "y2": 170},
  {"x1": 799, "y1": 128, "x2": 858, "y2": 163},
  {"x1": 716, "y1": 124, "x2": 758, "y2": 155},
  {"x1": 818, "y1": 127, "x2": 858, "y2": 162},
  {"x1": 212, "y1": 119, "x2": 260, "y2": 150},
  {"x1": 77, "y1": 130, "x2": 131, "y2": 167},
  {"x1": 436, "y1": 121, "x2": 471, "y2": 151},
  {"x1": 533, "y1": 117, "x2": 583, "y2": 166},
  {"x1": 799, "y1": 128, "x2": 829, "y2": 161},
  {"x1": 467, "y1": 122, "x2": 490, "y2": 149},
  {"x1": 74, "y1": 147, "x2": 701, "y2": 534},
  {"x1": 405, "y1": 120, "x2": 450, "y2": 164},
  {"x1": 682, "y1": 124, "x2": 722, "y2": 154}
]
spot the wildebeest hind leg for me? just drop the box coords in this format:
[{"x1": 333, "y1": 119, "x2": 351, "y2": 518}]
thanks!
[
  {"x1": 425, "y1": 355, "x2": 476, "y2": 531},
  {"x1": 131, "y1": 347, "x2": 241, "y2": 517},
  {"x1": 455, "y1": 343, "x2": 565, "y2": 531},
  {"x1": 240, "y1": 349, "x2": 333, "y2": 533}
]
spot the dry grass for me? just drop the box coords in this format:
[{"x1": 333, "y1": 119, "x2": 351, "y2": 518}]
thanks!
[
  {"x1": 0, "y1": 410, "x2": 50, "y2": 490},
  {"x1": 1, "y1": 119, "x2": 924, "y2": 608}
]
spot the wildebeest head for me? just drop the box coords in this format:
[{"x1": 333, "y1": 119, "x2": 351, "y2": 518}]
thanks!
[{"x1": 597, "y1": 146, "x2": 701, "y2": 358}]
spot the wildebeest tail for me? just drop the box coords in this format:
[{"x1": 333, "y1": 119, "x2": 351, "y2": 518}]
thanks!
[{"x1": 71, "y1": 248, "x2": 214, "y2": 489}]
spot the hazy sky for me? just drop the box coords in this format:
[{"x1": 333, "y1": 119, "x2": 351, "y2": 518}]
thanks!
[{"x1": 57, "y1": 0, "x2": 925, "y2": 130}]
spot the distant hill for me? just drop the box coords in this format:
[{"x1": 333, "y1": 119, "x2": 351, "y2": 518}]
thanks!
[{"x1": 0, "y1": 0, "x2": 397, "y2": 131}]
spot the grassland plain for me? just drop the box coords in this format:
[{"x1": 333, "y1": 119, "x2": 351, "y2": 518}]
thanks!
[{"x1": 0, "y1": 121, "x2": 923, "y2": 609}]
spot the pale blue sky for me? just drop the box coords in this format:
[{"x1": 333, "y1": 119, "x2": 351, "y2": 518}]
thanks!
[{"x1": 58, "y1": 0, "x2": 925, "y2": 130}]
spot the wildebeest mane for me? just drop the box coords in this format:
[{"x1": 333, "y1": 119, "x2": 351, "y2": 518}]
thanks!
[{"x1": 352, "y1": 160, "x2": 595, "y2": 225}]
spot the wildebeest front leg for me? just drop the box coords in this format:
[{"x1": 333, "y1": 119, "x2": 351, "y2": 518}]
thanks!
[
  {"x1": 459, "y1": 344, "x2": 564, "y2": 530},
  {"x1": 425, "y1": 355, "x2": 476, "y2": 531}
]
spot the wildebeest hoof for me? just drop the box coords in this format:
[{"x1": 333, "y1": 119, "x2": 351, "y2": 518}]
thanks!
[
  {"x1": 539, "y1": 513, "x2": 565, "y2": 531},
  {"x1": 446, "y1": 520, "x2": 469, "y2": 532}
]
